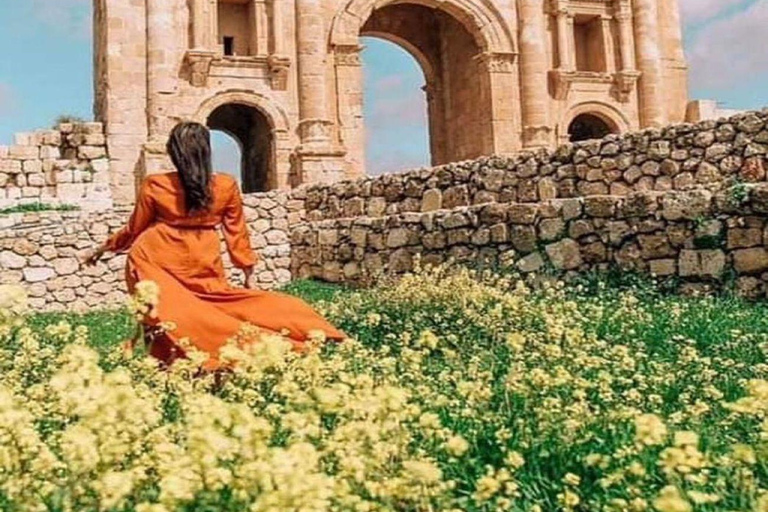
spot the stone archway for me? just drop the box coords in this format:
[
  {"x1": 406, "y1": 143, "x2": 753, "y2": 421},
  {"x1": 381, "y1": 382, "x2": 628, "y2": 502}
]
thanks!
[
  {"x1": 560, "y1": 102, "x2": 630, "y2": 143},
  {"x1": 331, "y1": 0, "x2": 519, "y2": 176},
  {"x1": 194, "y1": 92, "x2": 293, "y2": 190},
  {"x1": 568, "y1": 114, "x2": 615, "y2": 142},
  {"x1": 207, "y1": 104, "x2": 273, "y2": 193}
]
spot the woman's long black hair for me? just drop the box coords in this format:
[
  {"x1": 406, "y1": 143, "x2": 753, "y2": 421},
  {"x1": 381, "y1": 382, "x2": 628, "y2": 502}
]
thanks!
[{"x1": 166, "y1": 122, "x2": 214, "y2": 214}]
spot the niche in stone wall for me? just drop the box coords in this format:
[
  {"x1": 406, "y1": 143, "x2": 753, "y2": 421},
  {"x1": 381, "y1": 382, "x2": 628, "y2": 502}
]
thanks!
[
  {"x1": 217, "y1": 0, "x2": 265, "y2": 57},
  {"x1": 573, "y1": 15, "x2": 606, "y2": 73}
]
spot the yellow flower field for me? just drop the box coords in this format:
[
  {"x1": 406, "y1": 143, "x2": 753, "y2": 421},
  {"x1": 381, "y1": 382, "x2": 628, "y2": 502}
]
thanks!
[{"x1": 2, "y1": 263, "x2": 768, "y2": 511}]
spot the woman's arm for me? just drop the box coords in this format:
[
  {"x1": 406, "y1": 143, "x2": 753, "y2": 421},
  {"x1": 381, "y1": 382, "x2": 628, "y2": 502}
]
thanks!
[
  {"x1": 222, "y1": 180, "x2": 258, "y2": 283},
  {"x1": 83, "y1": 179, "x2": 156, "y2": 266}
]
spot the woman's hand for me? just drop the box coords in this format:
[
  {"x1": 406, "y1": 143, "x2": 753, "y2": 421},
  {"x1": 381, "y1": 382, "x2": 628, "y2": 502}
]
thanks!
[
  {"x1": 243, "y1": 266, "x2": 255, "y2": 289},
  {"x1": 81, "y1": 246, "x2": 106, "y2": 267}
]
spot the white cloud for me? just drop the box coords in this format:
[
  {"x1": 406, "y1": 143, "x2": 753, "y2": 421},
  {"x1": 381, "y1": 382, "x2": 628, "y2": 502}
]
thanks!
[
  {"x1": 686, "y1": 0, "x2": 768, "y2": 89},
  {"x1": 679, "y1": 0, "x2": 747, "y2": 24},
  {"x1": 30, "y1": 0, "x2": 91, "y2": 38}
]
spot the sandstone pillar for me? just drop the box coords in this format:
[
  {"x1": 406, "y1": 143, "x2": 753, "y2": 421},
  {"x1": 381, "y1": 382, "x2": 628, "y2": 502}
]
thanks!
[
  {"x1": 553, "y1": 2, "x2": 572, "y2": 70},
  {"x1": 191, "y1": 0, "x2": 215, "y2": 50},
  {"x1": 333, "y1": 45, "x2": 366, "y2": 179},
  {"x1": 615, "y1": 1, "x2": 636, "y2": 71},
  {"x1": 658, "y1": 0, "x2": 688, "y2": 122},
  {"x1": 251, "y1": 0, "x2": 269, "y2": 57},
  {"x1": 476, "y1": 52, "x2": 521, "y2": 155},
  {"x1": 146, "y1": 0, "x2": 176, "y2": 141},
  {"x1": 662, "y1": 0, "x2": 686, "y2": 63},
  {"x1": 519, "y1": 0, "x2": 551, "y2": 148},
  {"x1": 633, "y1": 0, "x2": 665, "y2": 127},
  {"x1": 296, "y1": 0, "x2": 332, "y2": 148},
  {"x1": 295, "y1": 0, "x2": 344, "y2": 183},
  {"x1": 142, "y1": 0, "x2": 178, "y2": 178},
  {"x1": 601, "y1": 15, "x2": 616, "y2": 73},
  {"x1": 271, "y1": 0, "x2": 285, "y2": 55}
]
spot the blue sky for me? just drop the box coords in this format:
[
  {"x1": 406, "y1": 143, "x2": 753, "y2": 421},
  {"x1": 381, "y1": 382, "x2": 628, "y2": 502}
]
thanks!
[{"x1": 1, "y1": 0, "x2": 767, "y2": 177}]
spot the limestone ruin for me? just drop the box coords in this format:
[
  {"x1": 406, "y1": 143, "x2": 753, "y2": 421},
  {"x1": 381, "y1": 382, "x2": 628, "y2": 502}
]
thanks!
[{"x1": 92, "y1": 0, "x2": 693, "y2": 205}]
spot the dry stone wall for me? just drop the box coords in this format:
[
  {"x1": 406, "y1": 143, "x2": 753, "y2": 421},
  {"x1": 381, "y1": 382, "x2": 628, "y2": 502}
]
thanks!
[
  {"x1": 292, "y1": 185, "x2": 768, "y2": 298},
  {"x1": 0, "y1": 190, "x2": 301, "y2": 311},
  {"x1": 304, "y1": 111, "x2": 768, "y2": 222},
  {"x1": 0, "y1": 122, "x2": 112, "y2": 210},
  {"x1": 5, "y1": 111, "x2": 768, "y2": 310}
]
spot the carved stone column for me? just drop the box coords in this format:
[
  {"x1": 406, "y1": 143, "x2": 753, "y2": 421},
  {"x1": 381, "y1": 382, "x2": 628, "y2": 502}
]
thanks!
[
  {"x1": 519, "y1": 0, "x2": 551, "y2": 148},
  {"x1": 251, "y1": 0, "x2": 269, "y2": 57},
  {"x1": 334, "y1": 45, "x2": 365, "y2": 179},
  {"x1": 191, "y1": 0, "x2": 213, "y2": 50},
  {"x1": 615, "y1": 0, "x2": 635, "y2": 71},
  {"x1": 475, "y1": 51, "x2": 520, "y2": 155},
  {"x1": 296, "y1": 0, "x2": 332, "y2": 148},
  {"x1": 271, "y1": 0, "x2": 285, "y2": 55},
  {"x1": 295, "y1": 0, "x2": 344, "y2": 184},
  {"x1": 552, "y1": 0, "x2": 572, "y2": 70},
  {"x1": 601, "y1": 14, "x2": 616, "y2": 73},
  {"x1": 146, "y1": 0, "x2": 176, "y2": 141},
  {"x1": 633, "y1": 0, "x2": 665, "y2": 127}
]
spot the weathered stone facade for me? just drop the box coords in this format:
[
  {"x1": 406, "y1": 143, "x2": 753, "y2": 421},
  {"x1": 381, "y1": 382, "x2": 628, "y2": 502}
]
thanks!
[
  {"x1": 95, "y1": 0, "x2": 690, "y2": 204},
  {"x1": 0, "y1": 123, "x2": 112, "y2": 210},
  {"x1": 5, "y1": 111, "x2": 768, "y2": 310}
]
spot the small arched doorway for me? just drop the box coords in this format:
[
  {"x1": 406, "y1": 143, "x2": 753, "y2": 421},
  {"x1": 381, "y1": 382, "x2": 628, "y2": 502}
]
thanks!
[
  {"x1": 206, "y1": 103, "x2": 273, "y2": 193},
  {"x1": 568, "y1": 113, "x2": 615, "y2": 142}
]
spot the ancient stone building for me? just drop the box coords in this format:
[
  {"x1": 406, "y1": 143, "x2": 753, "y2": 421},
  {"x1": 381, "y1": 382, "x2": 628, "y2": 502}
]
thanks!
[{"x1": 94, "y1": 0, "x2": 688, "y2": 204}]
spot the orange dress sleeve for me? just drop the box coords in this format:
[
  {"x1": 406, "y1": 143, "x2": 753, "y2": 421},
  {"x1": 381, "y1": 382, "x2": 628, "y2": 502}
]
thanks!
[
  {"x1": 222, "y1": 180, "x2": 258, "y2": 269},
  {"x1": 104, "y1": 179, "x2": 156, "y2": 253}
]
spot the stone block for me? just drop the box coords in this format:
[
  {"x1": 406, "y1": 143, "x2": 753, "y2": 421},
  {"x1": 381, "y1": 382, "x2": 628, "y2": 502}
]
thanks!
[
  {"x1": 421, "y1": 189, "x2": 442, "y2": 212},
  {"x1": 9, "y1": 145, "x2": 39, "y2": 160},
  {"x1": 0, "y1": 251, "x2": 26, "y2": 269},
  {"x1": 517, "y1": 252, "x2": 544, "y2": 273},
  {"x1": 23, "y1": 267, "x2": 55, "y2": 283},
  {"x1": 734, "y1": 248, "x2": 768, "y2": 274},
  {"x1": 679, "y1": 250, "x2": 725, "y2": 278},
  {"x1": 649, "y1": 259, "x2": 676, "y2": 276},
  {"x1": 727, "y1": 228, "x2": 762, "y2": 249},
  {"x1": 78, "y1": 146, "x2": 107, "y2": 160},
  {"x1": 386, "y1": 228, "x2": 410, "y2": 248},
  {"x1": 545, "y1": 239, "x2": 583, "y2": 270}
]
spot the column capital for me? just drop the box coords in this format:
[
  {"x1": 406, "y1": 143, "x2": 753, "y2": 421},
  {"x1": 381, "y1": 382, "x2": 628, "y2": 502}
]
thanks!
[
  {"x1": 333, "y1": 44, "x2": 365, "y2": 66},
  {"x1": 268, "y1": 55, "x2": 291, "y2": 90},
  {"x1": 548, "y1": 0, "x2": 570, "y2": 15},
  {"x1": 474, "y1": 52, "x2": 517, "y2": 73}
]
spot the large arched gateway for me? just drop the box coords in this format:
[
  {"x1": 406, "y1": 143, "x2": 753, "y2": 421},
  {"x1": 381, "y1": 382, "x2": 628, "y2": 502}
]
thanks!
[
  {"x1": 330, "y1": 0, "x2": 519, "y2": 176},
  {"x1": 94, "y1": 0, "x2": 690, "y2": 203}
]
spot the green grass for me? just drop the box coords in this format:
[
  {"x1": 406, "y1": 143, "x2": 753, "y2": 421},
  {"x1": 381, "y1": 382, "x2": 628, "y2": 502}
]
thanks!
[{"x1": 0, "y1": 202, "x2": 79, "y2": 215}]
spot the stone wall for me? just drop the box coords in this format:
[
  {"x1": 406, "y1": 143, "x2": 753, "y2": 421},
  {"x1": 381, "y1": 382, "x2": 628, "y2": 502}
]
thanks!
[
  {"x1": 304, "y1": 111, "x2": 768, "y2": 222},
  {"x1": 0, "y1": 190, "x2": 301, "y2": 311},
  {"x1": 6, "y1": 111, "x2": 768, "y2": 310},
  {"x1": 0, "y1": 123, "x2": 112, "y2": 210},
  {"x1": 292, "y1": 185, "x2": 768, "y2": 298}
]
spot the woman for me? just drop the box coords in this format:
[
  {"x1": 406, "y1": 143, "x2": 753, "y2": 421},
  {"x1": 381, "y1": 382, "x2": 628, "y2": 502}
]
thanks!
[{"x1": 84, "y1": 122, "x2": 346, "y2": 369}]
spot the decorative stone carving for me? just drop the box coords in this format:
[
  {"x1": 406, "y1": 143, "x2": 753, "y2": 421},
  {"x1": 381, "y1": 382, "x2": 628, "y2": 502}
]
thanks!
[
  {"x1": 474, "y1": 52, "x2": 517, "y2": 73},
  {"x1": 184, "y1": 50, "x2": 215, "y2": 87},
  {"x1": 333, "y1": 45, "x2": 364, "y2": 67},
  {"x1": 549, "y1": 69, "x2": 577, "y2": 101},
  {"x1": 268, "y1": 55, "x2": 291, "y2": 90},
  {"x1": 614, "y1": 70, "x2": 641, "y2": 103}
]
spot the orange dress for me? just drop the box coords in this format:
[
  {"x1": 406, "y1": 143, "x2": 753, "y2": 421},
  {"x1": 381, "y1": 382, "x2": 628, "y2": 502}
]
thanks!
[{"x1": 105, "y1": 172, "x2": 346, "y2": 368}]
